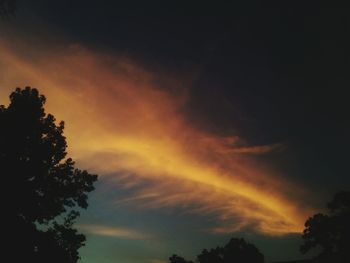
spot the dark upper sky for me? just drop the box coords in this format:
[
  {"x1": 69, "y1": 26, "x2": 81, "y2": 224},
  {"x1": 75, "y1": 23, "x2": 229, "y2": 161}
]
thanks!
[
  {"x1": 23, "y1": 1, "x2": 350, "y2": 189},
  {"x1": 2, "y1": 1, "x2": 350, "y2": 262}
]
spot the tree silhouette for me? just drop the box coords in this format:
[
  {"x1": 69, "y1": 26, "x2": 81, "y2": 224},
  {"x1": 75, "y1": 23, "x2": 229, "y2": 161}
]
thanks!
[
  {"x1": 169, "y1": 254, "x2": 194, "y2": 263},
  {"x1": 197, "y1": 247, "x2": 223, "y2": 263},
  {"x1": 169, "y1": 238, "x2": 264, "y2": 263},
  {"x1": 1, "y1": 87, "x2": 98, "y2": 263},
  {"x1": 198, "y1": 238, "x2": 264, "y2": 263},
  {"x1": 301, "y1": 191, "x2": 350, "y2": 263}
]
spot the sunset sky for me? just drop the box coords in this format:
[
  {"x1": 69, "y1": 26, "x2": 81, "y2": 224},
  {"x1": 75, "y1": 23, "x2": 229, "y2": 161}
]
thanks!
[{"x1": 1, "y1": 2, "x2": 349, "y2": 263}]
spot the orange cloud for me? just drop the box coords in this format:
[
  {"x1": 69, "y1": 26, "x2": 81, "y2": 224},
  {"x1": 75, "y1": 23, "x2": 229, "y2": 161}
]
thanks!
[{"x1": 0, "y1": 39, "x2": 314, "y2": 236}]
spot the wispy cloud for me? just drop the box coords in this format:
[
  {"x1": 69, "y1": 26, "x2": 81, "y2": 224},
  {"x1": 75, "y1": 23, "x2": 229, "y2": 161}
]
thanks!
[
  {"x1": 148, "y1": 259, "x2": 167, "y2": 263},
  {"x1": 77, "y1": 224, "x2": 150, "y2": 239},
  {"x1": 229, "y1": 143, "x2": 286, "y2": 154},
  {"x1": 0, "y1": 40, "x2": 315, "y2": 236}
]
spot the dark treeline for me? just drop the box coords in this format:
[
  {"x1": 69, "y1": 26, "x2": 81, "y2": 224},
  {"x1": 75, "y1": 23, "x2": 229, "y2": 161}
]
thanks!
[
  {"x1": 300, "y1": 191, "x2": 350, "y2": 263},
  {"x1": 169, "y1": 191, "x2": 350, "y2": 263},
  {"x1": 169, "y1": 238, "x2": 264, "y2": 263}
]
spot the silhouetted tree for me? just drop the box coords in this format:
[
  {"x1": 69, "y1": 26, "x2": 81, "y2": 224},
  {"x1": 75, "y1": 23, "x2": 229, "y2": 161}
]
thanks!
[
  {"x1": 169, "y1": 238, "x2": 264, "y2": 263},
  {"x1": 197, "y1": 238, "x2": 264, "y2": 263},
  {"x1": 169, "y1": 254, "x2": 194, "y2": 263},
  {"x1": 0, "y1": 0, "x2": 16, "y2": 17},
  {"x1": 1, "y1": 87, "x2": 97, "y2": 263},
  {"x1": 197, "y1": 247, "x2": 223, "y2": 263},
  {"x1": 301, "y1": 191, "x2": 350, "y2": 263}
]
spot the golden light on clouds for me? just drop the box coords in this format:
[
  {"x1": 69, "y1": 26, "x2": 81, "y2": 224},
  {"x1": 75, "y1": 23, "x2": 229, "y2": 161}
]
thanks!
[{"x1": 0, "y1": 40, "x2": 314, "y2": 236}]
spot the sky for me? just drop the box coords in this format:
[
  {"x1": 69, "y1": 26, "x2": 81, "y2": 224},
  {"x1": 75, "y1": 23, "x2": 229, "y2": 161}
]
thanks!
[{"x1": 0, "y1": 2, "x2": 349, "y2": 263}]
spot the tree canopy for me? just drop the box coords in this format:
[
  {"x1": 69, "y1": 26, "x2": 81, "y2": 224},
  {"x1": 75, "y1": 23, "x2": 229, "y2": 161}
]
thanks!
[
  {"x1": 301, "y1": 191, "x2": 350, "y2": 263},
  {"x1": 169, "y1": 255, "x2": 194, "y2": 263},
  {"x1": 169, "y1": 238, "x2": 264, "y2": 263},
  {"x1": 1, "y1": 87, "x2": 98, "y2": 263}
]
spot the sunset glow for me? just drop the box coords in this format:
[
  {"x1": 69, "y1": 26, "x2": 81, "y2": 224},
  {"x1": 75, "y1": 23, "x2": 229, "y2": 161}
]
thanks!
[{"x1": 0, "y1": 40, "x2": 313, "y2": 236}]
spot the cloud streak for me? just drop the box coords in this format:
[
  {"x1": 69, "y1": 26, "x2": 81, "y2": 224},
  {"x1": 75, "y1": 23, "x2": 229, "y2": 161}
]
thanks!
[
  {"x1": 0, "y1": 39, "x2": 314, "y2": 236},
  {"x1": 77, "y1": 224, "x2": 150, "y2": 239}
]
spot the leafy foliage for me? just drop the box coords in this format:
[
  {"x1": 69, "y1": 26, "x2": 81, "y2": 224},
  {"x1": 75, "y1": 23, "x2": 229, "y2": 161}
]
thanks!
[
  {"x1": 1, "y1": 87, "x2": 97, "y2": 262},
  {"x1": 301, "y1": 191, "x2": 350, "y2": 263},
  {"x1": 169, "y1": 238, "x2": 264, "y2": 263},
  {"x1": 169, "y1": 254, "x2": 194, "y2": 263}
]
